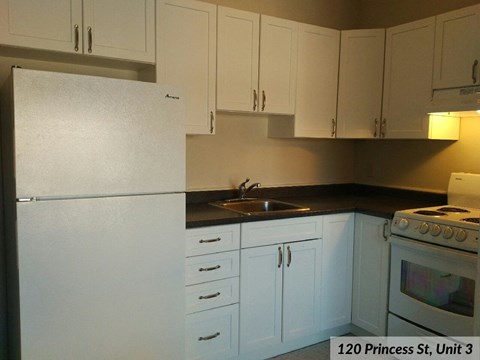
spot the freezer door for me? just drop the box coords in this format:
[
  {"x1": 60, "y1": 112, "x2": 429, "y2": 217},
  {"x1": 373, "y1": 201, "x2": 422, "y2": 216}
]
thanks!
[
  {"x1": 15, "y1": 194, "x2": 185, "y2": 360},
  {"x1": 11, "y1": 69, "x2": 185, "y2": 198}
]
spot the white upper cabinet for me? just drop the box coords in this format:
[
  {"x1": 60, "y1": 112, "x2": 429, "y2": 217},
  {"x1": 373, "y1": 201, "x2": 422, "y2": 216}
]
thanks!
[
  {"x1": 217, "y1": 7, "x2": 259, "y2": 112},
  {"x1": 433, "y1": 4, "x2": 480, "y2": 89},
  {"x1": 157, "y1": 0, "x2": 216, "y2": 135},
  {"x1": 0, "y1": 0, "x2": 155, "y2": 63},
  {"x1": 0, "y1": 0, "x2": 82, "y2": 53},
  {"x1": 259, "y1": 15, "x2": 298, "y2": 115},
  {"x1": 336, "y1": 29, "x2": 385, "y2": 139},
  {"x1": 383, "y1": 17, "x2": 458, "y2": 139},
  {"x1": 82, "y1": 0, "x2": 155, "y2": 63},
  {"x1": 217, "y1": 8, "x2": 297, "y2": 115},
  {"x1": 269, "y1": 23, "x2": 340, "y2": 138}
]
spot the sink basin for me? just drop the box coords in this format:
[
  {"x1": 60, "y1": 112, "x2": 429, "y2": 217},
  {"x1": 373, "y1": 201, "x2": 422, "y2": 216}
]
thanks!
[{"x1": 210, "y1": 198, "x2": 310, "y2": 216}]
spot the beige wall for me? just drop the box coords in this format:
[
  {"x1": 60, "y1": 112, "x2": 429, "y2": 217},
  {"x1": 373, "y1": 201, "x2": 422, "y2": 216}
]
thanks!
[
  {"x1": 354, "y1": 118, "x2": 480, "y2": 192},
  {"x1": 359, "y1": 0, "x2": 480, "y2": 28},
  {"x1": 200, "y1": 0, "x2": 361, "y2": 29},
  {"x1": 187, "y1": 114, "x2": 355, "y2": 190}
]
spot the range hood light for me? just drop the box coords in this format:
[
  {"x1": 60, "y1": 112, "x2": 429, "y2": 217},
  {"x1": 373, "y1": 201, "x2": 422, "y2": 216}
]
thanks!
[{"x1": 427, "y1": 86, "x2": 480, "y2": 117}]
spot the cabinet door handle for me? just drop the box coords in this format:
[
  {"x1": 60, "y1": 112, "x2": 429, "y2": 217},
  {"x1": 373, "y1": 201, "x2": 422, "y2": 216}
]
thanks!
[
  {"x1": 87, "y1": 26, "x2": 93, "y2": 53},
  {"x1": 74, "y1": 24, "x2": 79, "y2": 52},
  {"x1": 382, "y1": 220, "x2": 389, "y2": 241},
  {"x1": 278, "y1": 246, "x2": 282, "y2": 268},
  {"x1": 472, "y1": 59, "x2": 479, "y2": 84},
  {"x1": 287, "y1": 245, "x2": 292, "y2": 267},
  {"x1": 198, "y1": 332, "x2": 220, "y2": 341},
  {"x1": 261, "y1": 90, "x2": 266, "y2": 111},
  {"x1": 373, "y1": 118, "x2": 378, "y2": 138},
  {"x1": 381, "y1": 118, "x2": 386, "y2": 138},
  {"x1": 253, "y1": 89, "x2": 258, "y2": 111},
  {"x1": 210, "y1": 111, "x2": 215, "y2": 134},
  {"x1": 199, "y1": 265, "x2": 220, "y2": 272},
  {"x1": 199, "y1": 292, "x2": 221, "y2": 300},
  {"x1": 199, "y1": 237, "x2": 221, "y2": 244},
  {"x1": 331, "y1": 118, "x2": 336, "y2": 137}
]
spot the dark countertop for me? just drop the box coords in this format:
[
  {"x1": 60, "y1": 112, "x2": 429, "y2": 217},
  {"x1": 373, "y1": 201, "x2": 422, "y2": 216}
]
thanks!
[{"x1": 186, "y1": 184, "x2": 446, "y2": 228}]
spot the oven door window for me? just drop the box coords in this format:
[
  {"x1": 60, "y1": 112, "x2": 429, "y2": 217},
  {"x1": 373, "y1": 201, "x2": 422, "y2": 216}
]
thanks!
[{"x1": 400, "y1": 260, "x2": 475, "y2": 317}]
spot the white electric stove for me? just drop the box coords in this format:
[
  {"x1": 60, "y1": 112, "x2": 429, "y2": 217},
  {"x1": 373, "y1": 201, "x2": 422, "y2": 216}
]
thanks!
[{"x1": 391, "y1": 173, "x2": 480, "y2": 253}]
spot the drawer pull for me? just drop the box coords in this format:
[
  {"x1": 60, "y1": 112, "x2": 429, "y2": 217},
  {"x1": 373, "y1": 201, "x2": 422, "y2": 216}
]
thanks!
[
  {"x1": 199, "y1": 237, "x2": 221, "y2": 244},
  {"x1": 198, "y1": 292, "x2": 221, "y2": 300},
  {"x1": 198, "y1": 332, "x2": 220, "y2": 341},
  {"x1": 199, "y1": 265, "x2": 221, "y2": 272}
]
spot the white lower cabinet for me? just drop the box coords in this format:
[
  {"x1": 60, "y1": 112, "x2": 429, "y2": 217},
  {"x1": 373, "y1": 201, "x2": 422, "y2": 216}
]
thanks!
[
  {"x1": 185, "y1": 224, "x2": 241, "y2": 360},
  {"x1": 186, "y1": 304, "x2": 239, "y2": 360},
  {"x1": 352, "y1": 213, "x2": 390, "y2": 336},
  {"x1": 240, "y1": 239, "x2": 322, "y2": 353},
  {"x1": 239, "y1": 215, "x2": 331, "y2": 359},
  {"x1": 187, "y1": 214, "x2": 356, "y2": 359},
  {"x1": 320, "y1": 213, "x2": 354, "y2": 330}
]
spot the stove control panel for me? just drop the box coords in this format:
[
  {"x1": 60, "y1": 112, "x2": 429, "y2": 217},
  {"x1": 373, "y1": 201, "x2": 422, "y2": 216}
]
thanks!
[{"x1": 391, "y1": 216, "x2": 478, "y2": 253}]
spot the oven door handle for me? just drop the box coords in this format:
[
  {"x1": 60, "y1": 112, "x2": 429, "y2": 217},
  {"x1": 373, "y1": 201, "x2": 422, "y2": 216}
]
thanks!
[{"x1": 389, "y1": 235, "x2": 478, "y2": 264}]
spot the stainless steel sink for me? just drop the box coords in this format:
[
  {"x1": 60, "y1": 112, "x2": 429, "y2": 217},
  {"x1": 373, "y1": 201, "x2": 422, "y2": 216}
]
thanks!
[{"x1": 210, "y1": 198, "x2": 310, "y2": 216}]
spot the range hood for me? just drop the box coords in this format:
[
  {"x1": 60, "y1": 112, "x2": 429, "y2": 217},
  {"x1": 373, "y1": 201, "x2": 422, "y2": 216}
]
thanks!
[{"x1": 427, "y1": 86, "x2": 480, "y2": 117}]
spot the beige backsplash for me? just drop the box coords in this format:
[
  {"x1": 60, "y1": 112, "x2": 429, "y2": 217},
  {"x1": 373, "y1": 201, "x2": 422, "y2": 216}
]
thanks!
[
  {"x1": 354, "y1": 117, "x2": 480, "y2": 193},
  {"x1": 186, "y1": 113, "x2": 355, "y2": 190},
  {"x1": 187, "y1": 114, "x2": 480, "y2": 193}
]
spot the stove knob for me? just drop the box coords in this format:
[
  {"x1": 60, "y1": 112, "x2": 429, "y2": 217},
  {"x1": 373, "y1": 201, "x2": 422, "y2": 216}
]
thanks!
[
  {"x1": 455, "y1": 229, "x2": 467, "y2": 242},
  {"x1": 443, "y1": 226, "x2": 454, "y2": 239},
  {"x1": 419, "y1": 222, "x2": 430, "y2": 234},
  {"x1": 431, "y1": 224, "x2": 441, "y2": 237},
  {"x1": 397, "y1": 218, "x2": 409, "y2": 230}
]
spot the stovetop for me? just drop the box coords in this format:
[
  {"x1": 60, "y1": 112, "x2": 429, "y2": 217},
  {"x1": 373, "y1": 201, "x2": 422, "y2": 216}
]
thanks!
[{"x1": 391, "y1": 204, "x2": 479, "y2": 253}]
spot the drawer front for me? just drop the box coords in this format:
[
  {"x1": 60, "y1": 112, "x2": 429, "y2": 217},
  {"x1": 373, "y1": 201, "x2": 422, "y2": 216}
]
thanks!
[
  {"x1": 186, "y1": 224, "x2": 240, "y2": 257},
  {"x1": 186, "y1": 277, "x2": 239, "y2": 314},
  {"x1": 185, "y1": 304, "x2": 239, "y2": 360},
  {"x1": 185, "y1": 250, "x2": 240, "y2": 286},
  {"x1": 241, "y1": 215, "x2": 323, "y2": 248}
]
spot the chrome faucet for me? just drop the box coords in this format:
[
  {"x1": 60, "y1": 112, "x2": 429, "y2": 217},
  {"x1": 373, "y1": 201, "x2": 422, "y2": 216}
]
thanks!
[{"x1": 238, "y1": 178, "x2": 261, "y2": 199}]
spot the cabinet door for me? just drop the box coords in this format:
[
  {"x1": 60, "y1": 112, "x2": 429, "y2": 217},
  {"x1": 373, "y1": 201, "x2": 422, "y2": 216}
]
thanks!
[
  {"x1": 294, "y1": 24, "x2": 340, "y2": 138},
  {"x1": 383, "y1": 17, "x2": 435, "y2": 139},
  {"x1": 352, "y1": 214, "x2": 390, "y2": 336},
  {"x1": 217, "y1": 6, "x2": 259, "y2": 112},
  {"x1": 433, "y1": 4, "x2": 480, "y2": 89},
  {"x1": 240, "y1": 245, "x2": 282, "y2": 353},
  {"x1": 0, "y1": 0, "x2": 82, "y2": 53},
  {"x1": 259, "y1": 15, "x2": 298, "y2": 114},
  {"x1": 157, "y1": 0, "x2": 216, "y2": 134},
  {"x1": 83, "y1": 0, "x2": 155, "y2": 63},
  {"x1": 321, "y1": 213, "x2": 354, "y2": 330},
  {"x1": 282, "y1": 239, "x2": 322, "y2": 342},
  {"x1": 336, "y1": 29, "x2": 385, "y2": 139}
]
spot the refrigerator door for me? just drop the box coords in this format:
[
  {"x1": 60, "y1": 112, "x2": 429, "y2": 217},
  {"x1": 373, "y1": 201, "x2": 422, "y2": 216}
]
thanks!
[
  {"x1": 10, "y1": 69, "x2": 185, "y2": 198},
  {"x1": 15, "y1": 194, "x2": 185, "y2": 360}
]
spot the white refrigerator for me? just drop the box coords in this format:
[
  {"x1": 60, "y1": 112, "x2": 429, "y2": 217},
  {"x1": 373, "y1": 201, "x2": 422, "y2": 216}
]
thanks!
[{"x1": 1, "y1": 69, "x2": 186, "y2": 359}]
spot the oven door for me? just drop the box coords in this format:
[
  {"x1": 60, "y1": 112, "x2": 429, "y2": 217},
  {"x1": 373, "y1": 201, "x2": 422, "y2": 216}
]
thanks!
[{"x1": 389, "y1": 235, "x2": 477, "y2": 336}]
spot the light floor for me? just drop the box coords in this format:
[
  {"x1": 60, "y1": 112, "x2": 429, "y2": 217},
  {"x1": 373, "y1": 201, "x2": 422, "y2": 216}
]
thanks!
[{"x1": 268, "y1": 340, "x2": 330, "y2": 360}]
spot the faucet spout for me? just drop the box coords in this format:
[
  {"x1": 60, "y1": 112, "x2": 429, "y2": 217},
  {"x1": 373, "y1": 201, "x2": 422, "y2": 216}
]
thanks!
[
  {"x1": 238, "y1": 178, "x2": 261, "y2": 199},
  {"x1": 246, "y1": 182, "x2": 261, "y2": 193}
]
